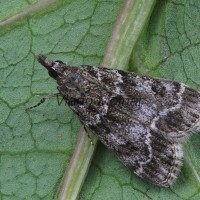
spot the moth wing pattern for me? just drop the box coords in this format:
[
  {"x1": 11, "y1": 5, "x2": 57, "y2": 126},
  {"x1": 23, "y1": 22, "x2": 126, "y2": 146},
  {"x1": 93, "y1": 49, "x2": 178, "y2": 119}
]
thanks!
[
  {"x1": 117, "y1": 133, "x2": 183, "y2": 187},
  {"x1": 110, "y1": 68, "x2": 200, "y2": 141},
  {"x1": 91, "y1": 122, "x2": 183, "y2": 187},
  {"x1": 73, "y1": 66, "x2": 200, "y2": 187},
  {"x1": 149, "y1": 80, "x2": 200, "y2": 141},
  {"x1": 36, "y1": 55, "x2": 200, "y2": 187}
]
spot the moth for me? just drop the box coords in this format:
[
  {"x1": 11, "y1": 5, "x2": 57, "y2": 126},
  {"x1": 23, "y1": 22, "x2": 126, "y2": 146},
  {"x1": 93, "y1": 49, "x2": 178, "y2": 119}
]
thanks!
[{"x1": 29, "y1": 54, "x2": 200, "y2": 187}]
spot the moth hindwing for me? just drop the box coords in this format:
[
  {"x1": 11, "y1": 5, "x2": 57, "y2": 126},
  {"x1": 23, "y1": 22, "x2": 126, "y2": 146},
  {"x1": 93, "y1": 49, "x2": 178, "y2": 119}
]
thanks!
[{"x1": 31, "y1": 54, "x2": 200, "y2": 187}]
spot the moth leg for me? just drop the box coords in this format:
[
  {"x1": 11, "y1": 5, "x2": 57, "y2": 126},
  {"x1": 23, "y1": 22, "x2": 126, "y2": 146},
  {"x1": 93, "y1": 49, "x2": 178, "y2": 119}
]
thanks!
[
  {"x1": 84, "y1": 126, "x2": 94, "y2": 145},
  {"x1": 26, "y1": 93, "x2": 61, "y2": 111}
]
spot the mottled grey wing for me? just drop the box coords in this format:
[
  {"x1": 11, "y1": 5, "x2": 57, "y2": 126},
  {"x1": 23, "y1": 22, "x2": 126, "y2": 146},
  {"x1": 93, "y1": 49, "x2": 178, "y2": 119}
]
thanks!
[
  {"x1": 115, "y1": 128, "x2": 183, "y2": 187},
  {"x1": 88, "y1": 113, "x2": 183, "y2": 187},
  {"x1": 115, "y1": 70, "x2": 200, "y2": 141},
  {"x1": 82, "y1": 66, "x2": 200, "y2": 141},
  {"x1": 69, "y1": 66, "x2": 200, "y2": 186},
  {"x1": 150, "y1": 84, "x2": 200, "y2": 140}
]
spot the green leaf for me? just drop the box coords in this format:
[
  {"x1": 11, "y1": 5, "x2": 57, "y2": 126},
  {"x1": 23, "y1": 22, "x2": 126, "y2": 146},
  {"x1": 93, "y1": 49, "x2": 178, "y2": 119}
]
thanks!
[
  {"x1": 0, "y1": 0, "x2": 123, "y2": 199},
  {"x1": 1, "y1": 0, "x2": 200, "y2": 200}
]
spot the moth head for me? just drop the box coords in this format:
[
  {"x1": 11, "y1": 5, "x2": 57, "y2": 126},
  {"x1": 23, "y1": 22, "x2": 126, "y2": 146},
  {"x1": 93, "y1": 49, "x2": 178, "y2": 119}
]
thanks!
[
  {"x1": 37, "y1": 54, "x2": 91, "y2": 100},
  {"x1": 37, "y1": 54, "x2": 66, "y2": 80}
]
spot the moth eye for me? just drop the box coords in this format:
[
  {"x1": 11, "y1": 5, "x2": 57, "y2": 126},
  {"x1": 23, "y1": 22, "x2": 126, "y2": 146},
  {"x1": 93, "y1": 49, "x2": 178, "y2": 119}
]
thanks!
[
  {"x1": 55, "y1": 60, "x2": 64, "y2": 64},
  {"x1": 48, "y1": 68, "x2": 58, "y2": 79}
]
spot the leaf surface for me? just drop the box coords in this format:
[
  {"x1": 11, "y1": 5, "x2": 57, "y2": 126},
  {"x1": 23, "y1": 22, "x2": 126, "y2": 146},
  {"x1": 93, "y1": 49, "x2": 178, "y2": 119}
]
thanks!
[{"x1": 0, "y1": 0, "x2": 200, "y2": 200}]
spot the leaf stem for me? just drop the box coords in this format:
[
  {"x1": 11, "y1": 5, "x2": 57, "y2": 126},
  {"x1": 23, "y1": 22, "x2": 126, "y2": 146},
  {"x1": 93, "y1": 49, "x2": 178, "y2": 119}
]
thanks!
[
  {"x1": 57, "y1": 0, "x2": 156, "y2": 200},
  {"x1": 57, "y1": 128, "x2": 98, "y2": 200},
  {"x1": 0, "y1": 0, "x2": 60, "y2": 31},
  {"x1": 103, "y1": 0, "x2": 156, "y2": 70}
]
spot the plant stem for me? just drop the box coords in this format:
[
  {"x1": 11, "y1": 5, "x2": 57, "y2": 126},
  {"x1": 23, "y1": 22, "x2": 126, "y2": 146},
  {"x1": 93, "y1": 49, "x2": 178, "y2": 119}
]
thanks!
[
  {"x1": 57, "y1": 128, "x2": 98, "y2": 200},
  {"x1": 103, "y1": 0, "x2": 156, "y2": 70},
  {"x1": 0, "y1": 0, "x2": 58, "y2": 29}
]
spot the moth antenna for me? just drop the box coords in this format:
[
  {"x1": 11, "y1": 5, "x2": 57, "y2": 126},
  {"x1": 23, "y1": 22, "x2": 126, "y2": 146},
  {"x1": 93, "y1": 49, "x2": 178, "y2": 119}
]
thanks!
[{"x1": 26, "y1": 93, "x2": 61, "y2": 111}]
